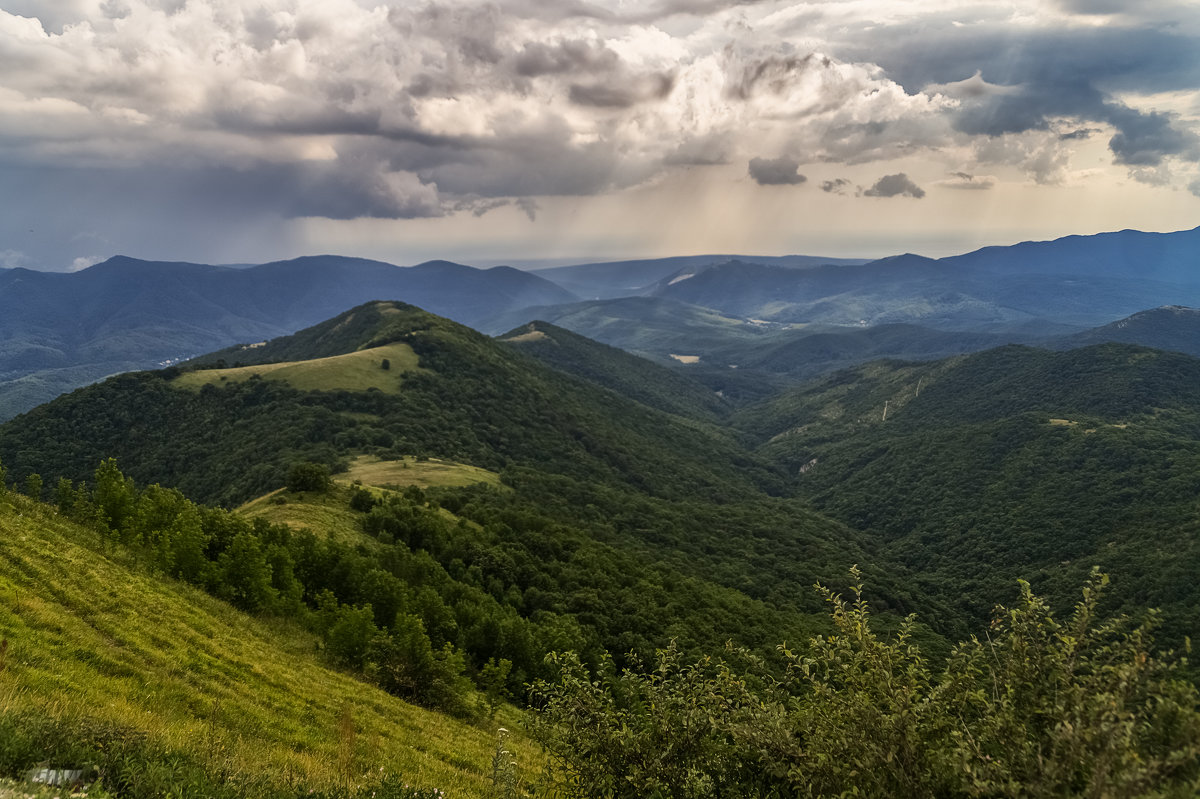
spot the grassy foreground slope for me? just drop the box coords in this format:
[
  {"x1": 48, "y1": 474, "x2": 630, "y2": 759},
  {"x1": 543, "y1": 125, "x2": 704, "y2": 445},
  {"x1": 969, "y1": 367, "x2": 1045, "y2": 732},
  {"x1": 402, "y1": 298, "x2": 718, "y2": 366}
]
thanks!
[{"x1": 0, "y1": 493, "x2": 535, "y2": 797}]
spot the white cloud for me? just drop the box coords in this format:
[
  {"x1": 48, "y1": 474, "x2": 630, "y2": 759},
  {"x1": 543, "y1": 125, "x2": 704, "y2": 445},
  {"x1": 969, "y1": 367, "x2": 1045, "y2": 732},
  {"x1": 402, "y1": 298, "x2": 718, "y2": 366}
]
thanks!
[{"x1": 68, "y1": 254, "x2": 103, "y2": 272}]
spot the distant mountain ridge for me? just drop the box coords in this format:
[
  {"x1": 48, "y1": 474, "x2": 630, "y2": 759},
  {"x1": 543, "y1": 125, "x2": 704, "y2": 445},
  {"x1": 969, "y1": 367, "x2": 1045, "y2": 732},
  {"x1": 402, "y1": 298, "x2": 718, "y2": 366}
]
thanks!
[
  {"x1": 532, "y1": 253, "x2": 872, "y2": 299},
  {"x1": 1051, "y1": 305, "x2": 1200, "y2": 356}
]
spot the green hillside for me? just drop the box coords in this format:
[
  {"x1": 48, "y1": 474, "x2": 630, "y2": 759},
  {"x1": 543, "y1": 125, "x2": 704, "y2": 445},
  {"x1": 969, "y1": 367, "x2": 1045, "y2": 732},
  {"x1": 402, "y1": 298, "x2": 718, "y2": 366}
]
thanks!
[
  {"x1": 0, "y1": 492, "x2": 538, "y2": 799},
  {"x1": 735, "y1": 343, "x2": 1200, "y2": 642},
  {"x1": 0, "y1": 301, "x2": 943, "y2": 667},
  {"x1": 497, "y1": 321, "x2": 728, "y2": 420},
  {"x1": 1, "y1": 301, "x2": 771, "y2": 507},
  {"x1": 174, "y1": 342, "x2": 421, "y2": 394}
]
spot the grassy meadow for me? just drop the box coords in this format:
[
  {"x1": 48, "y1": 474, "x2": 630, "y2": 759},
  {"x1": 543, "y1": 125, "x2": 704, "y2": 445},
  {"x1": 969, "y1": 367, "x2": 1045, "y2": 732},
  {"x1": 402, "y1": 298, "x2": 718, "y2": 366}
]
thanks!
[
  {"x1": 172, "y1": 343, "x2": 421, "y2": 394},
  {"x1": 236, "y1": 457, "x2": 504, "y2": 539},
  {"x1": 340, "y1": 457, "x2": 504, "y2": 491},
  {"x1": 0, "y1": 493, "x2": 539, "y2": 798}
]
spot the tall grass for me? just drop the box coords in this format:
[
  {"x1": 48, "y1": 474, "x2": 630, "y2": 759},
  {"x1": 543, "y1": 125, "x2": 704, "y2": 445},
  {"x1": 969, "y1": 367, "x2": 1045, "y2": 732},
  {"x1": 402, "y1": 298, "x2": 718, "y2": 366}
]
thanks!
[{"x1": 0, "y1": 494, "x2": 539, "y2": 797}]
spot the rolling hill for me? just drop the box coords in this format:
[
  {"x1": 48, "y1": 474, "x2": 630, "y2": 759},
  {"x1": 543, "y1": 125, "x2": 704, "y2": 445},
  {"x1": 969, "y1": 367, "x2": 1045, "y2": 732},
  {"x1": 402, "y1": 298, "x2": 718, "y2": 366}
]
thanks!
[
  {"x1": 4, "y1": 226, "x2": 1197, "y2": 424},
  {"x1": 496, "y1": 320, "x2": 729, "y2": 421},
  {"x1": 0, "y1": 255, "x2": 575, "y2": 420}
]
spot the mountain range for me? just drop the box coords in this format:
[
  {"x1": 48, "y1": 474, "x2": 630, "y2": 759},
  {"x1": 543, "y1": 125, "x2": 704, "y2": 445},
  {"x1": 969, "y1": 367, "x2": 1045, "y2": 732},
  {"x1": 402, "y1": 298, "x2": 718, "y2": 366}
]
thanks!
[{"x1": 0, "y1": 226, "x2": 1197, "y2": 422}]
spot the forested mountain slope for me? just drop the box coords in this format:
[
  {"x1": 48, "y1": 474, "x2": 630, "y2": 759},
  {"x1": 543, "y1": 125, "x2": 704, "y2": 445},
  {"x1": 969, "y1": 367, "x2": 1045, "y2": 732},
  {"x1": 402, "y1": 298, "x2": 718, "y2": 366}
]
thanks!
[
  {"x1": 735, "y1": 343, "x2": 1200, "y2": 643},
  {"x1": 496, "y1": 320, "x2": 730, "y2": 420}
]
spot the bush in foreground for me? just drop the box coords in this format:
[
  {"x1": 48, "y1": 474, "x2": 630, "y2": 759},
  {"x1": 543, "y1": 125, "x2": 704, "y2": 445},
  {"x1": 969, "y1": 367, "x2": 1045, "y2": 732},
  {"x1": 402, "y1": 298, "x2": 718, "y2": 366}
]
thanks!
[{"x1": 530, "y1": 569, "x2": 1200, "y2": 798}]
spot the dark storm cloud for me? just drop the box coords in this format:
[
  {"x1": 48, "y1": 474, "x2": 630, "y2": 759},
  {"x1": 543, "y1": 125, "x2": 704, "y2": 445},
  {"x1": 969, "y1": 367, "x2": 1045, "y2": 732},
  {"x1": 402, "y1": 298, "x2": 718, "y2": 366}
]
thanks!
[
  {"x1": 416, "y1": 134, "x2": 631, "y2": 198},
  {"x1": 568, "y1": 71, "x2": 677, "y2": 108},
  {"x1": 156, "y1": 160, "x2": 444, "y2": 221},
  {"x1": 839, "y1": 20, "x2": 1200, "y2": 169},
  {"x1": 1055, "y1": 0, "x2": 1151, "y2": 13},
  {"x1": 840, "y1": 24, "x2": 1200, "y2": 97},
  {"x1": 1105, "y1": 106, "x2": 1200, "y2": 166},
  {"x1": 748, "y1": 156, "x2": 806, "y2": 186},
  {"x1": 864, "y1": 173, "x2": 925, "y2": 198},
  {"x1": 458, "y1": 196, "x2": 539, "y2": 221},
  {"x1": 820, "y1": 178, "x2": 852, "y2": 194}
]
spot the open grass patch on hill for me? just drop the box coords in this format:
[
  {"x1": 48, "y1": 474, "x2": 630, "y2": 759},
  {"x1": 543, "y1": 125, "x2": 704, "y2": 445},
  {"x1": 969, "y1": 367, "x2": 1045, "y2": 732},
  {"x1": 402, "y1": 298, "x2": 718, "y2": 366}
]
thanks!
[
  {"x1": 172, "y1": 342, "x2": 421, "y2": 394},
  {"x1": 0, "y1": 495, "x2": 538, "y2": 798},
  {"x1": 342, "y1": 456, "x2": 504, "y2": 491},
  {"x1": 236, "y1": 488, "x2": 373, "y2": 547}
]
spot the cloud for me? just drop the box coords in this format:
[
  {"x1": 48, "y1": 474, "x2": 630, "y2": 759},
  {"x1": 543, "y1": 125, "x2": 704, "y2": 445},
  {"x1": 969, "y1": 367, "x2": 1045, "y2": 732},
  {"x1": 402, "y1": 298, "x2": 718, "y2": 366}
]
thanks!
[
  {"x1": 836, "y1": 15, "x2": 1200, "y2": 175},
  {"x1": 1127, "y1": 164, "x2": 1173, "y2": 186},
  {"x1": 568, "y1": 71, "x2": 676, "y2": 108},
  {"x1": 68, "y1": 255, "x2": 102, "y2": 272},
  {"x1": 1190, "y1": 177, "x2": 1200, "y2": 198},
  {"x1": 459, "y1": 196, "x2": 539, "y2": 221},
  {"x1": 1106, "y1": 107, "x2": 1200, "y2": 166},
  {"x1": 820, "y1": 178, "x2": 852, "y2": 194},
  {"x1": 514, "y1": 39, "x2": 619, "y2": 77},
  {"x1": 864, "y1": 173, "x2": 926, "y2": 198},
  {"x1": 0, "y1": 249, "x2": 29, "y2": 269},
  {"x1": 973, "y1": 132, "x2": 1074, "y2": 184},
  {"x1": 748, "y1": 156, "x2": 806, "y2": 185},
  {"x1": 936, "y1": 172, "x2": 996, "y2": 190}
]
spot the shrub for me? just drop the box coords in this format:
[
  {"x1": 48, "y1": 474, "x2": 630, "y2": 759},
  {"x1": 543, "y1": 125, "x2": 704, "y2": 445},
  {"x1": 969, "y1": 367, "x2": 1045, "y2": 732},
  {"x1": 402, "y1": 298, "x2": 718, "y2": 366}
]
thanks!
[{"x1": 530, "y1": 569, "x2": 1200, "y2": 798}]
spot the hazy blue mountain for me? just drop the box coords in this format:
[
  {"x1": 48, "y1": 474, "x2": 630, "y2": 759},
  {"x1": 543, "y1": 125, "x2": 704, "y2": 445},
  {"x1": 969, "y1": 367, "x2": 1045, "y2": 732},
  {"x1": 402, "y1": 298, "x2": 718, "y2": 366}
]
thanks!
[
  {"x1": 0, "y1": 254, "x2": 576, "y2": 419},
  {"x1": 1047, "y1": 305, "x2": 1200, "y2": 357},
  {"x1": 525, "y1": 228, "x2": 1200, "y2": 332},
  {"x1": 645, "y1": 228, "x2": 1200, "y2": 328},
  {"x1": 940, "y1": 226, "x2": 1200, "y2": 282},
  {"x1": 532, "y1": 253, "x2": 871, "y2": 299}
]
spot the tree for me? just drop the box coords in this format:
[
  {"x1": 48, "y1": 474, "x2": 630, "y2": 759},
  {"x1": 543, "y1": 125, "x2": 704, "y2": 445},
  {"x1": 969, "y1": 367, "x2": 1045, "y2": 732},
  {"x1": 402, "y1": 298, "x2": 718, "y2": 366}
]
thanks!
[
  {"x1": 54, "y1": 477, "x2": 74, "y2": 514},
  {"x1": 478, "y1": 657, "x2": 513, "y2": 718},
  {"x1": 286, "y1": 461, "x2": 331, "y2": 493},
  {"x1": 93, "y1": 458, "x2": 136, "y2": 534},
  {"x1": 218, "y1": 532, "x2": 277, "y2": 612},
  {"x1": 381, "y1": 358, "x2": 391, "y2": 371},
  {"x1": 24, "y1": 473, "x2": 42, "y2": 501}
]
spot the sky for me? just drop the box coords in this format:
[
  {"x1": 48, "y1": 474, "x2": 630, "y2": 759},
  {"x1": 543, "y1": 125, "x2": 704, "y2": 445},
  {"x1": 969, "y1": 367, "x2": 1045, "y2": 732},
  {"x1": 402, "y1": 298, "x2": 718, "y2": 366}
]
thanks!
[{"x1": 1, "y1": 0, "x2": 1199, "y2": 272}]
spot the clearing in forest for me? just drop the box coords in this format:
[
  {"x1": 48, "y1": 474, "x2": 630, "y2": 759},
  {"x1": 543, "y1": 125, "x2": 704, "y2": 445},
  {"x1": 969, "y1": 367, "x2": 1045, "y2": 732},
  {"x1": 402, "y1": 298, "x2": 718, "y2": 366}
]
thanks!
[{"x1": 172, "y1": 342, "x2": 421, "y2": 394}]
